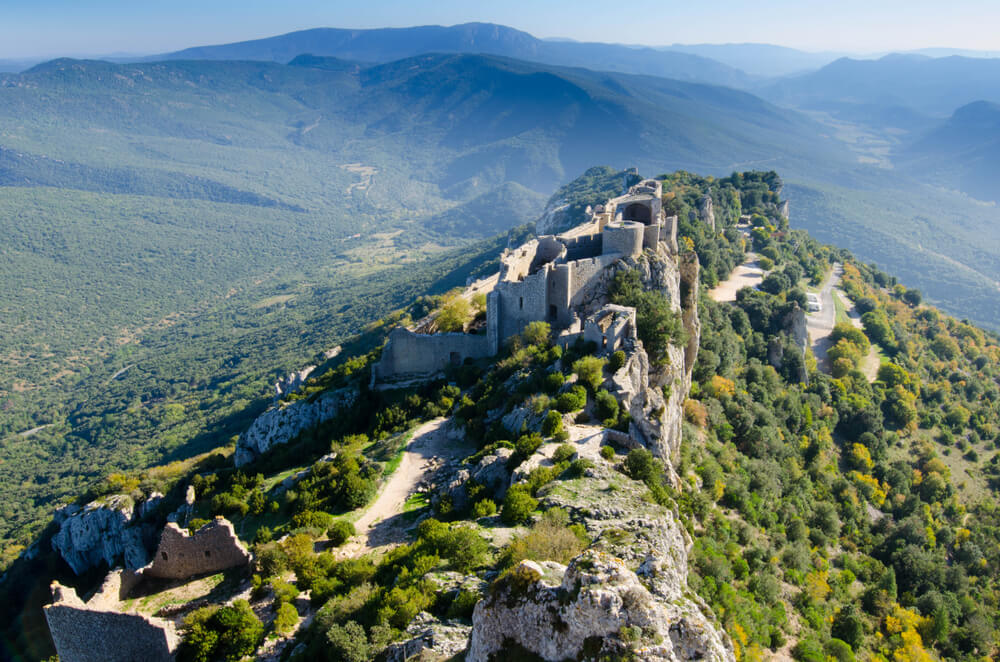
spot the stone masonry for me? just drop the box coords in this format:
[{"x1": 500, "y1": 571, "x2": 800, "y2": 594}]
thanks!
[
  {"x1": 142, "y1": 517, "x2": 251, "y2": 580},
  {"x1": 44, "y1": 580, "x2": 179, "y2": 662}
]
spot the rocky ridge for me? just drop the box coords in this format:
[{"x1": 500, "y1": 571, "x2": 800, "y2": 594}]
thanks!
[{"x1": 51, "y1": 495, "x2": 152, "y2": 575}]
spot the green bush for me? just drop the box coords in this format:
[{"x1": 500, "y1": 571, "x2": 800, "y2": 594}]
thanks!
[
  {"x1": 522, "y1": 321, "x2": 552, "y2": 347},
  {"x1": 325, "y1": 620, "x2": 369, "y2": 662},
  {"x1": 595, "y1": 390, "x2": 619, "y2": 423},
  {"x1": 572, "y1": 356, "x2": 607, "y2": 392},
  {"x1": 272, "y1": 602, "x2": 299, "y2": 635},
  {"x1": 327, "y1": 520, "x2": 355, "y2": 547},
  {"x1": 556, "y1": 386, "x2": 587, "y2": 413},
  {"x1": 542, "y1": 410, "x2": 564, "y2": 437},
  {"x1": 472, "y1": 499, "x2": 497, "y2": 518},
  {"x1": 608, "y1": 350, "x2": 627, "y2": 372},
  {"x1": 566, "y1": 458, "x2": 594, "y2": 478},
  {"x1": 177, "y1": 600, "x2": 264, "y2": 662},
  {"x1": 600, "y1": 445, "x2": 616, "y2": 461},
  {"x1": 552, "y1": 443, "x2": 576, "y2": 464},
  {"x1": 501, "y1": 485, "x2": 539, "y2": 525},
  {"x1": 446, "y1": 589, "x2": 481, "y2": 620},
  {"x1": 544, "y1": 371, "x2": 566, "y2": 393}
]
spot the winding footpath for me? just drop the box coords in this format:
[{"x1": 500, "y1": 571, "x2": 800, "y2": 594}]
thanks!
[{"x1": 340, "y1": 418, "x2": 470, "y2": 555}]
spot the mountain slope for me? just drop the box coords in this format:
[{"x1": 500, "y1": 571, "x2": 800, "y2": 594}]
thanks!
[
  {"x1": 896, "y1": 100, "x2": 1000, "y2": 203},
  {"x1": 150, "y1": 22, "x2": 753, "y2": 88},
  {"x1": 761, "y1": 54, "x2": 1000, "y2": 116},
  {"x1": 663, "y1": 43, "x2": 844, "y2": 77}
]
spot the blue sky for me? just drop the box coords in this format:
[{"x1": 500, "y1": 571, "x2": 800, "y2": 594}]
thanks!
[{"x1": 1, "y1": 0, "x2": 999, "y2": 58}]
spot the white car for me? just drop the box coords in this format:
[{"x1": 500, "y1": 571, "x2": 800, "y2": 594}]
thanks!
[{"x1": 806, "y1": 293, "x2": 822, "y2": 313}]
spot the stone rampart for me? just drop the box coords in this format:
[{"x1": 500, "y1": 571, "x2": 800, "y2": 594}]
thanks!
[
  {"x1": 44, "y1": 582, "x2": 179, "y2": 662},
  {"x1": 142, "y1": 518, "x2": 251, "y2": 580},
  {"x1": 602, "y1": 221, "x2": 644, "y2": 257},
  {"x1": 374, "y1": 327, "x2": 491, "y2": 383}
]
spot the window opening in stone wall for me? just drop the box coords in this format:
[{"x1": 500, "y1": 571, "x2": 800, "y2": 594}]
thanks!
[
  {"x1": 519, "y1": 297, "x2": 523, "y2": 310},
  {"x1": 204, "y1": 550, "x2": 211, "y2": 558},
  {"x1": 450, "y1": 352, "x2": 460, "y2": 365},
  {"x1": 161, "y1": 552, "x2": 168, "y2": 561},
  {"x1": 549, "y1": 305, "x2": 557, "y2": 320},
  {"x1": 603, "y1": 336, "x2": 608, "y2": 348}
]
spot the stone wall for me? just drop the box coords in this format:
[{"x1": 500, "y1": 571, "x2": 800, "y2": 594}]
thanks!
[
  {"x1": 142, "y1": 518, "x2": 251, "y2": 580},
  {"x1": 44, "y1": 583, "x2": 179, "y2": 662},
  {"x1": 373, "y1": 327, "x2": 491, "y2": 384}
]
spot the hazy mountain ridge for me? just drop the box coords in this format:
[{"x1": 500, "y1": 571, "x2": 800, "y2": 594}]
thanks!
[
  {"x1": 896, "y1": 100, "x2": 1000, "y2": 203},
  {"x1": 150, "y1": 22, "x2": 754, "y2": 88}
]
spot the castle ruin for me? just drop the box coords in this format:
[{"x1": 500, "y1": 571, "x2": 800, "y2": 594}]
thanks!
[{"x1": 373, "y1": 179, "x2": 678, "y2": 383}]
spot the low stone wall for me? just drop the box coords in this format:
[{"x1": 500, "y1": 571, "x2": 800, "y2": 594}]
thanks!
[
  {"x1": 142, "y1": 518, "x2": 251, "y2": 580},
  {"x1": 44, "y1": 583, "x2": 179, "y2": 662}
]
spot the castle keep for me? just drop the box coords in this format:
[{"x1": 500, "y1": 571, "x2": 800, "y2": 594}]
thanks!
[{"x1": 374, "y1": 179, "x2": 678, "y2": 383}]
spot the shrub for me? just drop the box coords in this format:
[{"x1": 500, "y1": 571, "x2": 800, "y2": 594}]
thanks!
[
  {"x1": 552, "y1": 443, "x2": 576, "y2": 464},
  {"x1": 177, "y1": 600, "x2": 263, "y2": 662},
  {"x1": 555, "y1": 386, "x2": 587, "y2": 413},
  {"x1": 327, "y1": 520, "x2": 355, "y2": 547},
  {"x1": 501, "y1": 485, "x2": 538, "y2": 525},
  {"x1": 572, "y1": 356, "x2": 607, "y2": 392},
  {"x1": 436, "y1": 294, "x2": 472, "y2": 332},
  {"x1": 544, "y1": 372, "x2": 566, "y2": 393},
  {"x1": 522, "y1": 321, "x2": 552, "y2": 347},
  {"x1": 325, "y1": 620, "x2": 369, "y2": 662},
  {"x1": 608, "y1": 350, "x2": 627, "y2": 372},
  {"x1": 272, "y1": 602, "x2": 298, "y2": 636},
  {"x1": 472, "y1": 499, "x2": 497, "y2": 518},
  {"x1": 624, "y1": 448, "x2": 657, "y2": 482},
  {"x1": 500, "y1": 508, "x2": 588, "y2": 568},
  {"x1": 566, "y1": 458, "x2": 594, "y2": 478},
  {"x1": 542, "y1": 410, "x2": 564, "y2": 437},
  {"x1": 447, "y1": 589, "x2": 482, "y2": 620},
  {"x1": 269, "y1": 578, "x2": 298, "y2": 606},
  {"x1": 600, "y1": 445, "x2": 616, "y2": 461},
  {"x1": 595, "y1": 390, "x2": 619, "y2": 423}
]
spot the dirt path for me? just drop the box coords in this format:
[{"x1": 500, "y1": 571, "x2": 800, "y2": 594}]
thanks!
[
  {"x1": 835, "y1": 290, "x2": 880, "y2": 381},
  {"x1": 709, "y1": 253, "x2": 764, "y2": 303},
  {"x1": 341, "y1": 418, "x2": 469, "y2": 555}
]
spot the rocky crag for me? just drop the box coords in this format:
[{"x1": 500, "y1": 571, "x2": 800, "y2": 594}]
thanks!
[
  {"x1": 51, "y1": 495, "x2": 152, "y2": 575},
  {"x1": 234, "y1": 387, "x2": 356, "y2": 466}
]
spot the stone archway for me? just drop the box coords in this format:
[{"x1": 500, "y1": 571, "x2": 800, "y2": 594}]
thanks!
[{"x1": 623, "y1": 202, "x2": 651, "y2": 224}]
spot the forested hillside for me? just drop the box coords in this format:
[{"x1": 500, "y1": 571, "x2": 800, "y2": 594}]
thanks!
[{"x1": 4, "y1": 169, "x2": 997, "y2": 662}]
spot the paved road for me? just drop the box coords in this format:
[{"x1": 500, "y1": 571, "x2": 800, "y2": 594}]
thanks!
[{"x1": 807, "y1": 264, "x2": 841, "y2": 369}]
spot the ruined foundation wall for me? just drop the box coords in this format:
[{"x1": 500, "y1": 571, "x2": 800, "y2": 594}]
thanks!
[
  {"x1": 44, "y1": 584, "x2": 179, "y2": 662},
  {"x1": 143, "y1": 519, "x2": 251, "y2": 580}
]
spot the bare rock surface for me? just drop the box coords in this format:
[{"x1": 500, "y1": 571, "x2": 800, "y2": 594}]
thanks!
[
  {"x1": 51, "y1": 495, "x2": 151, "y2": 575},
  {"x1": 235, "y1": 387, "x2": 355, "y2": 466}
]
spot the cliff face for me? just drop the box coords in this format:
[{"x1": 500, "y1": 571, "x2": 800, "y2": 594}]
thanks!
[
  {"x1": 51, "y1": 496, "x2": 151, "y2": 575},
  {"x1": 234, "y1": 387, "x2": 355, "y2": 466}
]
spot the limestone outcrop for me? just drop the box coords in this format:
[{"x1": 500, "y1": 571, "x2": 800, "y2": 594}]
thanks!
[
  {"x1": 44, "y1": 580, "x2": 179, "y2": 662},
  {"x1": 142, "y1": 517, "x2": 251, "y2": 579},
  {"x1": 468, "y1": 552, "x2": 731, "y2": 662},
  {"x1": 467, "y1": 456, "x2": 733, "y2": 662},
  {"x1": 435, "y1": 447, "x2": 513, "y2": 513},
  {"x1": 235, "y1": 387, "x2": 356, "y2": 466},
  {"x1": 51, "y1": 495, "x2": 151, "y2": 575},
  {"x1": 383, "y1": 611, "x2": 471, "y2": 662}
]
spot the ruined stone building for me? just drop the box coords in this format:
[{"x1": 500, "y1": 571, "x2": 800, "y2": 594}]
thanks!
[{"x1": 373, "y1": 179, "x2": 679, "y2": 384}]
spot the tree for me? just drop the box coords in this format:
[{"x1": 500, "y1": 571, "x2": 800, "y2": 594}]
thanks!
[
  {"x1": 435, "y1": 295, "x2": 471, "y2": 332},
  {"x1": 902, "y1": 288, "x2": 922, "y2": 306},
  {"x1": 325, "y1": 620, "x2": 369, "y2": 662},
  {"x1": 542, "y1": 410, "x2": 563, "y2": 437}
]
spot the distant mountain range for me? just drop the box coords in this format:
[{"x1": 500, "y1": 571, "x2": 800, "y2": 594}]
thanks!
[
  {"x1": 761, "y1": 53, "x2": 1000, "y2": 117},
  {"x1": 149, "y1": 23, "x2": 754, "y2": 89},
  {"x1": 897, "y1": 100, "x2": 1000, "y2": 203},
  {"x1": 660, "y1": 43, "x2": 845, "y2": 77}
]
